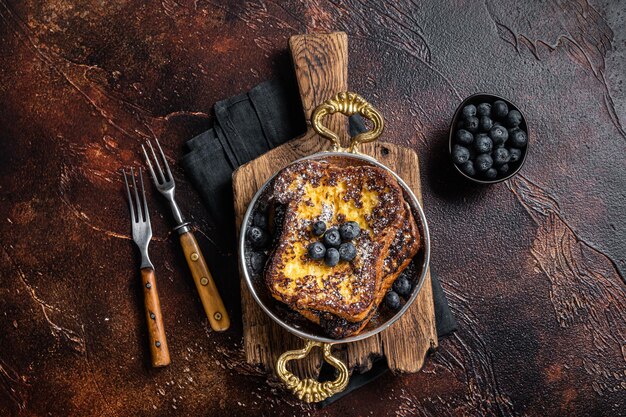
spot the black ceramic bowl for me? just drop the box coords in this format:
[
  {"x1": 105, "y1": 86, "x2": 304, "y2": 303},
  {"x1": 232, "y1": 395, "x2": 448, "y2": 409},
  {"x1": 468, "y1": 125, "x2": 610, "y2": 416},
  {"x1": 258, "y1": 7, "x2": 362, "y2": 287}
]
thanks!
[{"x1": 449, "y1": 93, "x2": 529, "y2": 184}]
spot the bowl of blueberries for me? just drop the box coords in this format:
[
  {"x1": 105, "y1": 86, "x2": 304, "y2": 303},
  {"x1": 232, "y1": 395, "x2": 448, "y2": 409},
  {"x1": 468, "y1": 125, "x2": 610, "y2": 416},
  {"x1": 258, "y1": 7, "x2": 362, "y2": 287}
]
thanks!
[{"x1": 449, "y1": 93, "x2": 529, "y2": 183}]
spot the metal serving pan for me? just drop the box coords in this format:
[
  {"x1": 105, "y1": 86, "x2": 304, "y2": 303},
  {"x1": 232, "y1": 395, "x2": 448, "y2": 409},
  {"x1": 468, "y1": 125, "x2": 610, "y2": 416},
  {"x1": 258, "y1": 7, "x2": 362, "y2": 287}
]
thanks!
[{"x1": 238, "y1": 92, "x2": 430, "y2": 403}]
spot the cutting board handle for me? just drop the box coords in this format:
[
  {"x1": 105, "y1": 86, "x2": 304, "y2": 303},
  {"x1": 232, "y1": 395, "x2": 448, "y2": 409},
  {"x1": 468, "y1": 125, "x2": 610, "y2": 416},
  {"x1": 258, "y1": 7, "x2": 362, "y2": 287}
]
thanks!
[{"x1": 289, "y1": 32, "x2": 349, "y2": 142}]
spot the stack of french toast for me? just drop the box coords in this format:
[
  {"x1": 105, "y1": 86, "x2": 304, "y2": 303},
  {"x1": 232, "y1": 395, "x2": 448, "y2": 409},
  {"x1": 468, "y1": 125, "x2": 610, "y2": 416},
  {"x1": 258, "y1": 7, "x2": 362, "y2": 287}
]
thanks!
[{"x1": 264, "y1": 159, "x2": 420, "y2": 338}]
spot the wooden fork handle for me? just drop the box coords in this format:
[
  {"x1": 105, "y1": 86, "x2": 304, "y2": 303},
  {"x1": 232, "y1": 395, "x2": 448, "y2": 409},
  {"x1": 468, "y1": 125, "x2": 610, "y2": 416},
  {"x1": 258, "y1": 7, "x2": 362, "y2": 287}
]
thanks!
[
  {"x1": 179, "y1": 231, "x2": 230, "y2": 331},
  {"x1": 141, "y1": 268, "x2": 170, "y2": 367}
]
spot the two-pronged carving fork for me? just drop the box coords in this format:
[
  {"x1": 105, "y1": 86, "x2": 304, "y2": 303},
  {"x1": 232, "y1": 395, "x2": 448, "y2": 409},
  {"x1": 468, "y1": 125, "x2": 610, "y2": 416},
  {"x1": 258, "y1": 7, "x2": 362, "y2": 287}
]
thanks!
[
  {"x1": 142, "y1": 139, "x2": 230, "y2": 331},
  {"x1": 122, "y1": 167, "x2": 170, "y2": 367}
]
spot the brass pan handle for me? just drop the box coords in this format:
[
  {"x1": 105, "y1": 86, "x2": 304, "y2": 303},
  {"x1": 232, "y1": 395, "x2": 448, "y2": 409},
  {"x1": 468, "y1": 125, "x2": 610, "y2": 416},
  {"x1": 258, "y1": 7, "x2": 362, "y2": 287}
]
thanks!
[
  {"x1": 312, "y1": 92, "x2": 384, "y2": 153},
  {"x1": 276, "y1": 340, "x2": 349, "y2": 403}
]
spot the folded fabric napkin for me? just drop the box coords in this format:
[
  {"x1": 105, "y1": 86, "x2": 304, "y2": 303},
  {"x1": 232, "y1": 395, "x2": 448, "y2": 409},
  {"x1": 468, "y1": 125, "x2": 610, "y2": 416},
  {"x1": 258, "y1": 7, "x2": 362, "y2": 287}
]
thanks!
[{"x1": 182, "y1": 77, "x2": 457, "y2": 405}]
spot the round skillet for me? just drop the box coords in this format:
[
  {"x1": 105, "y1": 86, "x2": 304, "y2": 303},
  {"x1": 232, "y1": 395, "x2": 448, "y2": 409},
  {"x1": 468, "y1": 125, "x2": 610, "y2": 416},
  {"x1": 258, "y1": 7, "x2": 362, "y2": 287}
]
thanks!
[{"x1": 239, "y1": 92, "x2": 430, "y2": 402}]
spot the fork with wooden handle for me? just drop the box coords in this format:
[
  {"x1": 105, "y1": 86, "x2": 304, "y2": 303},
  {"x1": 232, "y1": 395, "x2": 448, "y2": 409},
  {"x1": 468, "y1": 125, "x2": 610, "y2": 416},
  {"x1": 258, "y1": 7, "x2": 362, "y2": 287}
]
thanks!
[
  {"x1": 122, "y1": 167, "x2": 170, "y2": 367},
  {"x1": 142, "y1": 139, "x2": 230, "y2": 332}
]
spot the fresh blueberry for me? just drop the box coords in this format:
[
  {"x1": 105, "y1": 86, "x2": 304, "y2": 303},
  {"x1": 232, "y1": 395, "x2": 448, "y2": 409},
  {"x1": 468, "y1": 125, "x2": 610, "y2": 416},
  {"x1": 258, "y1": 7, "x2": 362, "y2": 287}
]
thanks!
[
  {"x1": 385, "y1": 291, "x2": 401, "y2": 310},
  {"x1": 249, "y1": 252, "x2": 267, "y2": 273},
  {"x1": 492, "y1": 100, "x2": 509, "y2": 119},
  {"x1": 339, "y1": 221, "x2": 361, "y2": 241},
  {"x1": 505, "y1": 110, "x2": 523, "y2": 127},
  {"x1": 497, "y1": 164, "x2": 510, "y2": 174},
  {"x1": 489, "y1": 125, "x2": 509, "y2": 146},
  {"x1": 311, "y1": 220, "x2": 327, "y2": 236},
  {"x1": 479, "y1": 116, "x2": 493, "y2": 132},
  {"x1": 455, "y1": 129, "x2": 474, "y2": 146},
  {"x1": 392, "y1": 276, "x2": 412, "y2": 297},
  {"x1": 476, "y1": 102, "x2": 491, "y2": 117},
  {"x1": 473, "y1": 134, "x2": 493, "y2": 154},
  {"x1": 492, "y1": 147, "x2": 510, "y2": 165},
  {"x1": 452, "y1": 145, "x2": 471, "y2": 164},
  {"x1": 324, "y1": 247, "x2": 340, "y2": 267},
  {"x1": 475, "y1": 154, "x2": 493, "y2": 172},
  {"x1": 509, "y1": 128, "x2": 528, "y2": 148},
  {"x1": 307, "y1": 241, "x2": 326, "y2": 260},
  {"x1": 460, "y1": 160, "x2": 476, "y2": 176},
  {"x1": 461, "y1": 104, "x2": 477, "y2": 119},
  {"x1": 247, "y1": 226, "x2": 269, "y2": 248},
  {"x1": 508, "y1": 147, "x2": 523, "y2": 163},
  {"x1": 338, "y1": 242, "x2": 357, "y2": 262},
  {"x1": 323, "y1": 228, "x2": 341, "y2": 248},
  {"x1": 462, "y1": 116, "x2": 479, "y2": 133},
  {"x1": 484, "y1": 168, "x2": 498, "y2": 179},
  {"x1": 252, "y1": 212, "x2": 268, "y2": 229}
]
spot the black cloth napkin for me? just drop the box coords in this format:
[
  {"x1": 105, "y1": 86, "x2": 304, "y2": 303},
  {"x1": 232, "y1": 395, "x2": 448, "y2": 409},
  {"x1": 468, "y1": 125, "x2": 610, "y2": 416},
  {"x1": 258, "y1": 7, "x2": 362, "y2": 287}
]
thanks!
[{"x1": 182, "y1": 78, "x2": 457, "y2": 405}]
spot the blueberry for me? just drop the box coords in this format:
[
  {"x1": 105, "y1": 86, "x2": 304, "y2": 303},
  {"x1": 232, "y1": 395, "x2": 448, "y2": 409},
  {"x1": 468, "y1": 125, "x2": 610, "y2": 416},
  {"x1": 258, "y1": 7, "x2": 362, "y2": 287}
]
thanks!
[
  {"x1": 252, "y1": 212, "x2": 268, "y2": 229},
  {"x1": 492, "y1": 100, "x2": 509, "y2": 119},
  {"x1": 489, "y1": 125, "x2": 509, "y2": 146},
  {"x1": 323, "y1": 228, "x2": 341, "y2": 248},
  {"x1": 475, "y1": 154, "x2": 493, "y2": 172},
  {"x1": 508, "y1": 147, "x2": 523, "y2": 163},
  {"x1": 497, "y1": 164, "x2": 510, "y2": 174},
  {"x1": 461, "y1": 104, "x2": 476, "y2": 119},
  {"x1": 324, "y1": 247, "x2": 340, "y2": 267},
  {"x1": 473, "y1": 134, "x2": 493, "y2": 154},
  {"x1": 385, "y1": 291, "x2": 401, "y2": 310},
  {"x1": 338, "y1": 242, "x2": 357, "y2": 262},
  {"x1": 484, "y1": 168, "x2": 498, "y2": 179},
  {"x1": 505, "y1": 110, "x2": 523, "y2": 127},
  {"x1": 311, "y1": 220, "x2": 326, "y2": 236},
  {"x1": 307, "y1": 241, "x2": 326, "y2": 260},
  {"x1": 459, "y1": 160, "x2": 476, "y2": 176},
  {"x1": 462, "y1": 116, "x2": 479, "y2": 133},
  {"x1": 339, "y1": 221, "x2": 360, "y2": 241},
  {"x1": 455, "y1": 129, "x2": 474, "y2": 146},
  {"x1": 249, "y1": 252, "x2": 267, "y2": 273},
  {"x1": 509, "y1": 128, "x2": 528, "y2": 148},
  {"x1": 479, "y1": 116, "x2": 493, "y2": 132},
  {"x1": 247, "y1": 226, "x2": 269, "y2": 248},
  {"x1": 392, "y1": 276, "x2": 412, "y2": 297},
  {"x1": 492, "y1": 147, "x2": 510, "y2": 165},
  {"x1": 452, "y1": 145, "x2": 470, "y2": 164},
  {"x1": 476, "y1": 102, "x2": 491, "y2": 117}
]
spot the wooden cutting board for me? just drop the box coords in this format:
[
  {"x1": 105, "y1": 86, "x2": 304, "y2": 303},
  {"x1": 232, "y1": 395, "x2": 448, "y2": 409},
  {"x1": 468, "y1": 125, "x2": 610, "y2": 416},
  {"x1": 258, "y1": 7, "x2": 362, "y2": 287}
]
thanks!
[{"x1": 232, "y1": 32, "x2": 437, "y2": 379}]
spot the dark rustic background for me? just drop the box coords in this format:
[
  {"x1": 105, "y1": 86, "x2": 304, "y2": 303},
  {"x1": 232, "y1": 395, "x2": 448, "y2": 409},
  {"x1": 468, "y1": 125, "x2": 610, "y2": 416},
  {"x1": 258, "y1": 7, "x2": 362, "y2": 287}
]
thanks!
[{"x1": 1, "y1": 1, "x2": 625, "y2": 416}]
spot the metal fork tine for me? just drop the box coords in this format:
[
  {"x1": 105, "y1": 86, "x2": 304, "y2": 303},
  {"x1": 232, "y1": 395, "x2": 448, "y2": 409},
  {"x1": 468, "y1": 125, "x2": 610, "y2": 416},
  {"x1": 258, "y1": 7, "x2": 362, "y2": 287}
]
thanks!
[
  {"x1": 130, "y1": 167, "x2": 142, "y2": 222},
  {"x1": 146, "y1": 140, "x2": 166, "y2": 184},
  {"x1": 142, "y1": 145, "x2": 159, "y2": 185},
  {"x1": 154, "y1": 138, "x2": 172, "y2": 182},
  {"x1": 122, "y1": 169, "x2": 136, "y2": 222},
  {"x1": 139, "y1": 167, "x2": 150, "y2": 225}
]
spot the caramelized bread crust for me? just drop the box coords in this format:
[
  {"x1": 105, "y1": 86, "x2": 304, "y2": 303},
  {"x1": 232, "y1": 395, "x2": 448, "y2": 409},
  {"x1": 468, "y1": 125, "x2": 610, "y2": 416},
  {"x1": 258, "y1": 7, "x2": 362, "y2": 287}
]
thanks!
[
  {"x1": 265, "y1": 160, "x2": 406, "y2": 322},
  {"x1": 297, "y1": 204, "x2": 420, "y2": 338}
]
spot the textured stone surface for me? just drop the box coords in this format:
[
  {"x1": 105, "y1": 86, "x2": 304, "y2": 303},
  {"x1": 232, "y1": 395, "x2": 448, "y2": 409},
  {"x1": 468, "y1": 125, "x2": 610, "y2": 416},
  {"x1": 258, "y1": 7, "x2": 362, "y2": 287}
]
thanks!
[{"x1": 0, "y1": 1, "x2": 624, "y2": 416}]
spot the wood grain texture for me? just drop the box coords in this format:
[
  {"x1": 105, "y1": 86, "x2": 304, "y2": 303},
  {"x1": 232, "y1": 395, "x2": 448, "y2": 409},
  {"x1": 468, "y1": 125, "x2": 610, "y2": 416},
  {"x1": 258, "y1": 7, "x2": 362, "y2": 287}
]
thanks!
[
  {"x1": 141, "y1": 268, "x2": 170, "y2": 367},
  {"x1": 0, "y1": 0, "x2": 625, "y2": 416},
  {"x1": 179, "y1": 231, "x2": 230, "y2": 331},
  {"x1": 289, "y1": 32, "x2": 349, "y2": 139}
]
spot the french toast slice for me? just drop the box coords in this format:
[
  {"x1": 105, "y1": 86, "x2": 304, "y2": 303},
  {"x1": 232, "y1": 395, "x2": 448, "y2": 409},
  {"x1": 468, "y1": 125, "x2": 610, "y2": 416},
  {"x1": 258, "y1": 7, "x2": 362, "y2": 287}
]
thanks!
[
  {"x1": 297, "y1": 203, "x2": 420, "y2": 338},
  {"x1": 265, "y1": 160, "x2": 406, "y2": 322}
]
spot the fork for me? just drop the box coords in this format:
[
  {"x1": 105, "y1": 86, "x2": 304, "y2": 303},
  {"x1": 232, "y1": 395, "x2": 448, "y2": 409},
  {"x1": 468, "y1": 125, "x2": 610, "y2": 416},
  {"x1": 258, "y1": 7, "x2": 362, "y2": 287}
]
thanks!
[
  {"x1": 142, "y1": 139, "x2": 230, "y2": 332},
  {"x1": 122, "y1": 167, "x2": 171, "y2": 367}
]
